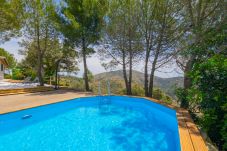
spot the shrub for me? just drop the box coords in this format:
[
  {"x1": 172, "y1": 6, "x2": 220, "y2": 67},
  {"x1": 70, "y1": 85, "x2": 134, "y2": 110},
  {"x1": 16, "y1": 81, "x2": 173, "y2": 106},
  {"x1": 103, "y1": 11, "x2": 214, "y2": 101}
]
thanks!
[
  {"x1": 163, "y1": 95, "x2": 172, "y2": 104},
  {"x1": 132, "y1": 84, "x2": 144, "y2": 96},
  {"x1": 12, "y1": 68, "x2": 24, "y2": 80},
  {"x1": 191, "y1": 55, "x2": 227, "y2": 150},
  {"x1": 4, "y1": 74, "x2": 11, "y2": 79},
  {"x1": 175, "y1": 88, "x2": 189, "y2": 108},
  {"x1": 153, "y1": 88, "x2": 163, "y2": 100},
  {"x1": 63, "y1": 77, "x2": 85, "y2": 91}
]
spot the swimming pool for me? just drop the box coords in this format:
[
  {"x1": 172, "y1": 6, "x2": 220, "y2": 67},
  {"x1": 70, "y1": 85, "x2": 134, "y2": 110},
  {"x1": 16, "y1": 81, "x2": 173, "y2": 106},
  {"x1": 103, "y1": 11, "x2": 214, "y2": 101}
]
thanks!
[{"x1": 0, "y1": 96, "x2": 181, "y2": 151}]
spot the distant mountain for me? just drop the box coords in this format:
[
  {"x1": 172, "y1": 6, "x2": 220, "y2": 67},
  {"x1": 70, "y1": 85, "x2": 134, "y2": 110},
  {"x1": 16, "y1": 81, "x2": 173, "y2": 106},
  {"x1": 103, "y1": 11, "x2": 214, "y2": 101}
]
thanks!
[{"x1": 94, "y1": 70, "x2": 183, "y2": 98}]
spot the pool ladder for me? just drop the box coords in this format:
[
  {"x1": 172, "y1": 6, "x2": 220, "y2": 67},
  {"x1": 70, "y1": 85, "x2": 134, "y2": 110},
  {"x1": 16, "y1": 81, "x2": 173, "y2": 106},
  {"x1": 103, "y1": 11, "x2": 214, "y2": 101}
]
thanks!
[
  {"x1": 98, "y1": 81, "x2": 111, "y2": 96},
  {"x1": 98, "y1": 81, "x2": 111, "y2": 105}
]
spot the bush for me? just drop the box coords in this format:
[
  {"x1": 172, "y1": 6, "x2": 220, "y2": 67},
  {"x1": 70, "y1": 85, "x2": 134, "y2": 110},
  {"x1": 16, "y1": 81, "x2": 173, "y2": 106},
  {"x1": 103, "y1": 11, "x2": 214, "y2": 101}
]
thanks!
[
  {"x1": 153, "y1": 88, "x2": 173, "y2": 104},
  {"x1": 61, "y1": 77, "x2": 85, "y2": 91},
  {"x1": 153, "y1": 88, "x2": 163, "y2": 100},
  {"x1": 4, "y1": 74, "x2": 12, "y2": 79},
  {"x1": 11, "y1": 65, "x2": 37, "y2": 81},
  {"x1": 191, "y1": 55, "x2": 227, "y2": 150},
  {"x1": 163, "y1": 95, "x2": 172, "y2": 104},
  {"x1": 20, "y1": 67, "x2": 37, "y2": 80},
  {"x1": 12, "y1": 68, "x2": 24, "y2": 80},
  {"x1": 132, "y1": 84, "x2": 144, "y2": 96},
  {"x1": 175, "y1": 88, "x2": 189, "y2": 108}
]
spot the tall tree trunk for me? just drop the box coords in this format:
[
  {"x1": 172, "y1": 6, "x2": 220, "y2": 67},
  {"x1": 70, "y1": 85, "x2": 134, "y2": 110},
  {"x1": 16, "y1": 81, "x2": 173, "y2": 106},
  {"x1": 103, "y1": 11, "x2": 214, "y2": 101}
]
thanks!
[
  {"x1": 148, "y1": 57, "x2": 157, "y2": 97},
  {"x1": 148, "y1": 18, "x2": 165, "y2": 97},
  {"x1": 55, "y1": 68, "x2": 58, "y2": 89},
  {"x1": 183, "y1": 31, "x2": 200, "y2": 89},
  {"x1": 82, "y1": 37, "x2": 90, "y2": 91},
  {"x1": 148, "y1": 35, "x2": 162, "y2": 97},
  {"x1": 128, "y1": 34, "x2": 132, "y2": 95},
  {"x1": 144, "y1": 50, "x2": 149, "y2": 96},
  {"x1": 128, "y1": 51, "x2": 132, "y2": 95},
  {"x1": 127, "y1": 0, "x2": 132, "y2": 95},
  {"x1": 184, "y1": 58, "x2": 194, "y2": 89},
  {"x1": 37, "y1": 43, "x2": 43, "y2": 86},
  {"x1": 148, "y1": 68, "x2": 155, "y2": 97},
  {"x1": 122, "y1": 51, "x2": 129, "y2": 94},
  {"x1": 36, "y1": 15, "x2": 44, "y2": 86},
  {"x1": 55, "y1": 60, "x2": 60, "y2": 89},
  {"x1": 144, "y1": 26, "x2": 152, "y2": 97}
]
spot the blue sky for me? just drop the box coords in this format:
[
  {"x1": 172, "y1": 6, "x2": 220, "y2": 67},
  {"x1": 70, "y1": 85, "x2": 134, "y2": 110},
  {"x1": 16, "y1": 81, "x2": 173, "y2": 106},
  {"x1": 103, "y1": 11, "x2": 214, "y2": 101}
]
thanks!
[{"x1": 0, "y1": 38, "x2": 183, "y2": 78}]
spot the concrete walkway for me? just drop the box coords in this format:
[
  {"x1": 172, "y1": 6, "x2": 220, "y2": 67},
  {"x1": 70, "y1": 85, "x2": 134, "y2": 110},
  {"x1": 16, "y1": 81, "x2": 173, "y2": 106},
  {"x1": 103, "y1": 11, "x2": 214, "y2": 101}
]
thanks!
[{"x1": 0, "y1": 90, "x2": 92, "y2": 114}]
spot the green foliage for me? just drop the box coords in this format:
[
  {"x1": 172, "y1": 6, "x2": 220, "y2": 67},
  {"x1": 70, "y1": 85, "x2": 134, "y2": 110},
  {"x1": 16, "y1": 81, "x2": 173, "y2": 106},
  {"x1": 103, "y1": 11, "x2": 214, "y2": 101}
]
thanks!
[
  {"x1": 58, "y1": 0, "x2": 108, "y2": 47},
  {"x1": 186, "y1": 88, "x2": 203, "y2": 112},
  {"x1": 11, "y1": 64, "x2": 37, "y2": 80},
  {"x1": 44, "y1": 41, "x2": 78, "y2": 77},
  {"x1": 21, "y1": 0, "x2": 59, "y2": 86},
  {"x1": 175, "y1": 88, "x2": 189, "y2": 108},
  {"x1": 57, "y1": 0, "x2": 108, "y2": 90},
  {"x1": 86, "y1": 70, "x2": 94, "y2": 82},
  {"x1": 12, "y1": 68, "x2": 24, "y2": 80},
  {"x1": 60, "y1": 76, "x2": 85, "y2": 91},
  {"x1": 4, "y1": 74, "x2": 11, "y2": 79},
  {"x1": 132, "y1": 84, "x2": 145, "y2": 96},
  {"x1": 100, "y1": 0, "x2": 143, "y2": 95},
  {"x1": 176, "y1": 21, "x2": 226, "y2": 150},
  {"x1": 0, "y1": 0, "x2": 24, "y2": 42},
  {"x1": 152, "y1": 88, "x2": 173, "y2": 104},
  {"x1": 18, "y1": 65, "x2": 37, "y2": 80},
  {"x1": 162, "y1": 95, "x2": 172, "y2": 104},
  {"x1": 191, "y1": 55, "x2": 227, "y2": 150},
  {"x1": 222, "y1": 104, "x2": 227, "y2": 150},
  {"x1": 176, "y1": 87, "x2": 202, "y2": 111},
  {"x1": 20, "y1": 39, "x2": 78, "y2": 79},
  {"x1": 0, "y1": 48, "x2": 17, "y2": 68},
  {"x1": 153, "y1": 88, "x2": 163, "y2": 100},
  {"x1": 121, "y1": 83, "x2": 147, "y2": 97}
]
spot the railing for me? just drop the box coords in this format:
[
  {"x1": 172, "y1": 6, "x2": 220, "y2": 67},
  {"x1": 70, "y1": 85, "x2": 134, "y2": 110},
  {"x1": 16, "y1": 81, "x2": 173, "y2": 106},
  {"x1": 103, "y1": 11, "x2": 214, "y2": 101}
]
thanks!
[
  {"x1": 97, "y1": 80, "x2": 111, "y2": 96},
  {"x1": 98, "y1": 80, "x2": 111, "y2": 106},
  {"x1": 107, "y1": 80, "x2": 111, "y2": 96},
  {"x1": 98, "y1": 81, "x2": 102, "y2": 96}
]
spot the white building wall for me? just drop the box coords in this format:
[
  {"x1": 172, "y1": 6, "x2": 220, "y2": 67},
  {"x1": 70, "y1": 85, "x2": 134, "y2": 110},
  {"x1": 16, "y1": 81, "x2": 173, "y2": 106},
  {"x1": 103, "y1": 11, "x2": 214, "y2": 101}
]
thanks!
[{"x1": 0, "y1": 71, "x2": 3, "y2": 80}]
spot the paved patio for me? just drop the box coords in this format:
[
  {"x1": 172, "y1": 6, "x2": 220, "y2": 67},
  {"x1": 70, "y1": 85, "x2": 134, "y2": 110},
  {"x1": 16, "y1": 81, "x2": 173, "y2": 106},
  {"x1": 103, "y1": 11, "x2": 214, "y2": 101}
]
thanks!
[{"x1": 0, "y1": 90, "x2": 92, "y2": 114}]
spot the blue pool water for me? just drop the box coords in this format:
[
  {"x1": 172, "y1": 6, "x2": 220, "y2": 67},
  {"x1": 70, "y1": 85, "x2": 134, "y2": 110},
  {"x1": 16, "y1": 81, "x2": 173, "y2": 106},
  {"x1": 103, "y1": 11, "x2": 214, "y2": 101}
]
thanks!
[{"x1": 0, "y1": 96, "x2": 181, "y2": 151}]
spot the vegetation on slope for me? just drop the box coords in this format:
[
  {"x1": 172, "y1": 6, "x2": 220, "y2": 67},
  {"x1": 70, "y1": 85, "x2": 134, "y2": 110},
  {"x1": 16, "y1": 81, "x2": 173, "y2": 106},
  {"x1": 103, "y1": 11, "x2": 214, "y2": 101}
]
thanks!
[{"x1": 94, "y1": 70, "x2": 183, "y2": 98}]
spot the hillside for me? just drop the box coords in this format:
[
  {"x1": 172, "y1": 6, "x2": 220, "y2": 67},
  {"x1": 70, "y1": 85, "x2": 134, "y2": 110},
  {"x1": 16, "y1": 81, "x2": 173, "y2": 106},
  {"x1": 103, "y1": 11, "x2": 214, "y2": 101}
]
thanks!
[{"x1": 94, "y1": 70, "x2": 183, "y2": 98}]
